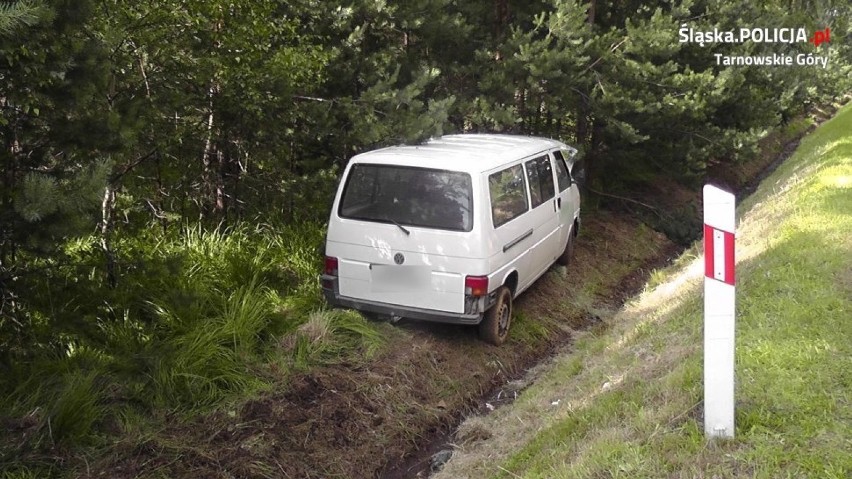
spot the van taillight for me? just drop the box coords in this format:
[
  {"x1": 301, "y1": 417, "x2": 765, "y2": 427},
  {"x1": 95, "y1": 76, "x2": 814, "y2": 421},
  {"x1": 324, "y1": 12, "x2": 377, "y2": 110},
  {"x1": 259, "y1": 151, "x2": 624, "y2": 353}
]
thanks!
[
  {"x1": 324, "y1": 256, "x2": 339, "y2": 276},
  {"x1": 465, "y1": 275, "x2": 488, "y2": 296}
]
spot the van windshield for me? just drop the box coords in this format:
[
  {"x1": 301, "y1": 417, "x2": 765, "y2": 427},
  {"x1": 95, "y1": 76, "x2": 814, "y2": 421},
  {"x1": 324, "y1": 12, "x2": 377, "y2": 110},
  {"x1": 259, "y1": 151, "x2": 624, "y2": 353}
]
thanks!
[{"x1": 338, "y1": 164, "x2": 473, "y2": 232}]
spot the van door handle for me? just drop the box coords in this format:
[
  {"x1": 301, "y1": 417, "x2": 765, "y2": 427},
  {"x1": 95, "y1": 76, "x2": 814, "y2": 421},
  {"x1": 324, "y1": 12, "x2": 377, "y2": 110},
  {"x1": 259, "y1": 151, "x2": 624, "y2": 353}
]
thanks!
[
  {"x1": 555, "y1": 197, "x2": 561, "y2": 210},
  {"x1": 503, "y1": 229, "x2": 533, "y2": 253}
]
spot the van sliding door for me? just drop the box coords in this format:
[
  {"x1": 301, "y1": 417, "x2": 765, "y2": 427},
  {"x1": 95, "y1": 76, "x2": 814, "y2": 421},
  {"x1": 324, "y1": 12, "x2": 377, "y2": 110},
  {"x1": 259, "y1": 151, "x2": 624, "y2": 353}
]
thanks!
[
  {"x1": 488, "y1": 164, "x2": 535, "y2": 293},
  {"x1": 523, "y1": 155, "x2": 560, "y2": 280}
]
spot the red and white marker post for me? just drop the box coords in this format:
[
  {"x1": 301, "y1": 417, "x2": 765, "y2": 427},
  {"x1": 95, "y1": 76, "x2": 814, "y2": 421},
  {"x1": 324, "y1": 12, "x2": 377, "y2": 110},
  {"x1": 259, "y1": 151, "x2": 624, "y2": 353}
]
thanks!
[{"x1": 703, "y1": 185, "x2": 736, "y2": 439}]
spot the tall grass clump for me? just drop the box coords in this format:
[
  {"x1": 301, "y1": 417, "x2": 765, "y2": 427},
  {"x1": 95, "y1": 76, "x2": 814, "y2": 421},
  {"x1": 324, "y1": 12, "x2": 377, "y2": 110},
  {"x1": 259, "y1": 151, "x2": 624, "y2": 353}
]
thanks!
[
  {"x1": 1, "y1": 215, "x2": 392, "y2": 477},
  {"x1": 2, "y1": 219, "x2": 332, "y2": 457},
  {"x1": 40, "y1": 370, "x2": 105, "y2": 446},
  {"x1": 145, "y1": 276, "x2": 276, "y2": 409},
  {"x1": 220, "y1": 280, "x2": 276, "y2": 356},
  {"x1": 285, "y1": 309, "x2": 386, "y2": 369},
  {"x1": 266, "y1": 221, "x2": 327, "y2": 314},
  {"x1": 3, "y1": 355, "x2": 108, "y2": 451},
  {"x1": 133, "y1": 221, "x2": 327, "y2": 317}
]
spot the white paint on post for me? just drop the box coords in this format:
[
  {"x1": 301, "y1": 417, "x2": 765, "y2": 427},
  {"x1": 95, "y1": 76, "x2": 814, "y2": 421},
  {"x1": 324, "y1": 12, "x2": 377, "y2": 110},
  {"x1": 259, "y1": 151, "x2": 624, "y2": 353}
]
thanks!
[{"x1": 703, "y1": 185, "x2": 736, "y2": 439}]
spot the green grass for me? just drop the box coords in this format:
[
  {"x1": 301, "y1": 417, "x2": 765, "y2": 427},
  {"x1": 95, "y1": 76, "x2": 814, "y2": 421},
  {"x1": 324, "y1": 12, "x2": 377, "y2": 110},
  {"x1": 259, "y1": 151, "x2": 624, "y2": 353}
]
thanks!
[
  {"x1": 436, "y1": 104, "x2": 852, "y2": 479},
  {"x1": 0, "y1": 220, "x2": 386, "y2": 474},
  {"x1": 285, "y1": 308, "x2": 387, "y2": 369}
]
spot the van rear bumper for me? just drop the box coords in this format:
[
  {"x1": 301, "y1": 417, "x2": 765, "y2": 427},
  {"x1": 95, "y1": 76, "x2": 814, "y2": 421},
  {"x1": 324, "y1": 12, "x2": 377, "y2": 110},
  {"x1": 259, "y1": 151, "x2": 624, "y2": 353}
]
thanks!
[{"x1": 321, "y1": 275, "x2": 484, "y2": 325}]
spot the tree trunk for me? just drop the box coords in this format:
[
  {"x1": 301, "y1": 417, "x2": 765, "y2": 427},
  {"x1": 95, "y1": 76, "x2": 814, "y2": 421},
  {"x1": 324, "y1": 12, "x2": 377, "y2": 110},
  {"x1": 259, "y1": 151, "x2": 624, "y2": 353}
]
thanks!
[
  {"x1": 576, "y1": 101, "x2": 590, "y2": 148},
  {"x1": 577, "y1": 0, "x2": 597, "y2": 145},
  {"x1": 576, "y1": 0, "x2": 597, "y2": 183},
  {"x1": 155, "y1": 152, "x2": 168, "y2": 234},
  {"x1": 1, "y1": 116, "x2": 21, "y2": 268},
  {"x1": 515, "y1": 87, "x2": 527, "y2": 132},
  {"x1": 587, "y1": 0, "x2": 596, "y2": 27},
  {"x1": 200, "y1": 82, "x2": 219, "y2": 218},
  {"x1": 215, "y1": 144, "x2": 226, "y2": 216},
  {"x1": 588, "y1": 119, "x2": 606, "y2": 184},
  {"x1": 288, "y1": 138, "x2": 295, "y2": 220},
  {"x1": 100, "y1": 184, "x2": 117, "y2": 288},
  {"x1": 1, "y1": 115, "x2": 20, "y2": 320},
  {"x1": 494, "y1": 0, "x2": 509, "y2": 36},
  {"x1": 232, "y1": 142, "x2": 246, "y2": 222}
]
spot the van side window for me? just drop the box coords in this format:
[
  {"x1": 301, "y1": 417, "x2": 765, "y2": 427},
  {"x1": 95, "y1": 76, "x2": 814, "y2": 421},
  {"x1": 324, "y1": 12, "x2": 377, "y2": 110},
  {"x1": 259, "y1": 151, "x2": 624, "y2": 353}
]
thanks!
[
  {"x1": 489, "y1": 164, "x2": 529, "y2": 227},
  {"x1": 525, "y1": 155, "x2": 555, "y2": 209},
  {"x1": 552, "y1": 151, "x2": 572, "y2": 192}
]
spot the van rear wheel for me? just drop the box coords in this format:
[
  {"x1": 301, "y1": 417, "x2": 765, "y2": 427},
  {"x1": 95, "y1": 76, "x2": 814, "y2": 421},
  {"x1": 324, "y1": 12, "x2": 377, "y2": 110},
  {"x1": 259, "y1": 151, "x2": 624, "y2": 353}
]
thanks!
[
  {"x1": 479, "y1": 286, "x2": 512, "y2": 346},
  {"x1": 557, "y1": 230, "x2": 575, "y2": 266}
]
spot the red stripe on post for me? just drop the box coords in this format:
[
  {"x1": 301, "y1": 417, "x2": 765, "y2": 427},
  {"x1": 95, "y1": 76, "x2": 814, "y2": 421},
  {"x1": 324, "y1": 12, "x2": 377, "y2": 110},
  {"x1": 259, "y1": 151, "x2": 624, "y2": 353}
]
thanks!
[
  {"x1": 704, "y1": 223, "x2": 715, "y2": 279},
  {"x1": 723, "y1": 230, "x2": 735, "y2": 285}
]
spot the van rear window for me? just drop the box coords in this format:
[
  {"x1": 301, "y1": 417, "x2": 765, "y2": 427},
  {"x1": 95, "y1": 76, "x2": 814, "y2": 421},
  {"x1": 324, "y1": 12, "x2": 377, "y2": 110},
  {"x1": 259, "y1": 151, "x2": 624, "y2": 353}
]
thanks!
[{"x1": 338, "y1": 164, "x2": 473, "y2": 232}]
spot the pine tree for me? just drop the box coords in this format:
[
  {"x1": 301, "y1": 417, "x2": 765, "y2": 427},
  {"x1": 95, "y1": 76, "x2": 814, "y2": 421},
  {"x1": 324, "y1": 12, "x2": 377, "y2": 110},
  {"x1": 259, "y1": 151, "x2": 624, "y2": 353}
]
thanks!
[{"x1": 0, "y1": 0, "x2": 116, "y2": 361}]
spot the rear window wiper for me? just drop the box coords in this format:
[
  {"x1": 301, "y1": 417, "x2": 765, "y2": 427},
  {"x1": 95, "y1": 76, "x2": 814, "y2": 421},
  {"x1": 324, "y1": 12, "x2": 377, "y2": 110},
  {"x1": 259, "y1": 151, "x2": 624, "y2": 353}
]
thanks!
[{"x1": 388, "y1": 219, "x2": 410, "y2": 236}]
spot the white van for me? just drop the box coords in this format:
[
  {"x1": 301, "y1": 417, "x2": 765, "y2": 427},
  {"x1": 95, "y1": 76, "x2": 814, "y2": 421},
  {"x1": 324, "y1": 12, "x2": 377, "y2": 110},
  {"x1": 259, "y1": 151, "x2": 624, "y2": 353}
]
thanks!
[{"x1": 321, "y1": 134, "x2": 580, "y2": 345}]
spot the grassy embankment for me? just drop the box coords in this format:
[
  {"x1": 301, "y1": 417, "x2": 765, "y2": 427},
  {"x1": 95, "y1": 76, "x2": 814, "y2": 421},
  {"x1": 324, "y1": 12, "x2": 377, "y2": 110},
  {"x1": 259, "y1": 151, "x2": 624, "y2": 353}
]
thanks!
[{"x1": 436, "y1": 104, "x2": 852, "y2": 478}]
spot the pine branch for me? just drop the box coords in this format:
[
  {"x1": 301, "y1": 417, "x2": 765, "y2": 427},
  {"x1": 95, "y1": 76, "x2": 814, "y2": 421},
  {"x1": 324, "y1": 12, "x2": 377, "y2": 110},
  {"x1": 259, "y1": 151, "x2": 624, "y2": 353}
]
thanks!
[
  {"x1": 0, "y1": 0, "x2": 47, "y2": 36},
  {"x1": 109, "y1": 149, "x2": 158, "y2": 183}
]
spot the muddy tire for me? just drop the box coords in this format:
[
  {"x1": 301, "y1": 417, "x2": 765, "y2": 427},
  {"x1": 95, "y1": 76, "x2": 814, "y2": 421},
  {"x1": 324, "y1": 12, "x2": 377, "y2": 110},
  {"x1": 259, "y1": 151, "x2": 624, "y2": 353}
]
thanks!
[
  {"x1": 556, "y1": 229, "x2": 576, "y2": 266},
  {"x1": 479, "y1": 286, "x2": 512, "y2": 346}
]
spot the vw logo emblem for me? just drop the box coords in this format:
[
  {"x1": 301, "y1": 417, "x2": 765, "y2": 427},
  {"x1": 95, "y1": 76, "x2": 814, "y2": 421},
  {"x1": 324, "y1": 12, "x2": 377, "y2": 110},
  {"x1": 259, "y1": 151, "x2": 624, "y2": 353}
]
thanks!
[{"x1": 394, "y1": 253, "x2": 405, "y2": 265}]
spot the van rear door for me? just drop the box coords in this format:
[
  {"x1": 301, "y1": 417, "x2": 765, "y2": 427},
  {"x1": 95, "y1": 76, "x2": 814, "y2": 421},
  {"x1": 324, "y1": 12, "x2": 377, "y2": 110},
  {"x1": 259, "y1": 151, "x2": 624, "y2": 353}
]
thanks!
[{"x1": 326, "y1": 164, "x2": 480, "y2": 314}]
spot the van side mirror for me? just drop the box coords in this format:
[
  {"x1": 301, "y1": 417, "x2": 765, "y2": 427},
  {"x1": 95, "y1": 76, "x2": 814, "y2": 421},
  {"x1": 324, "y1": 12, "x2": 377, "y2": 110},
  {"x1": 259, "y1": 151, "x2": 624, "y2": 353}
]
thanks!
[{"x1": 564, "y1": 147, "x2": 578, "y2": 161}]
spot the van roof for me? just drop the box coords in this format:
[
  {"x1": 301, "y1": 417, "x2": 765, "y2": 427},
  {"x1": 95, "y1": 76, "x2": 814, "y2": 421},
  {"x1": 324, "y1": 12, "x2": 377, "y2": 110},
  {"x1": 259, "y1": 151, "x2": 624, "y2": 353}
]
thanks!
[{"x1": 349, "y1": 134, "x2": 571, "y2": 173}]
